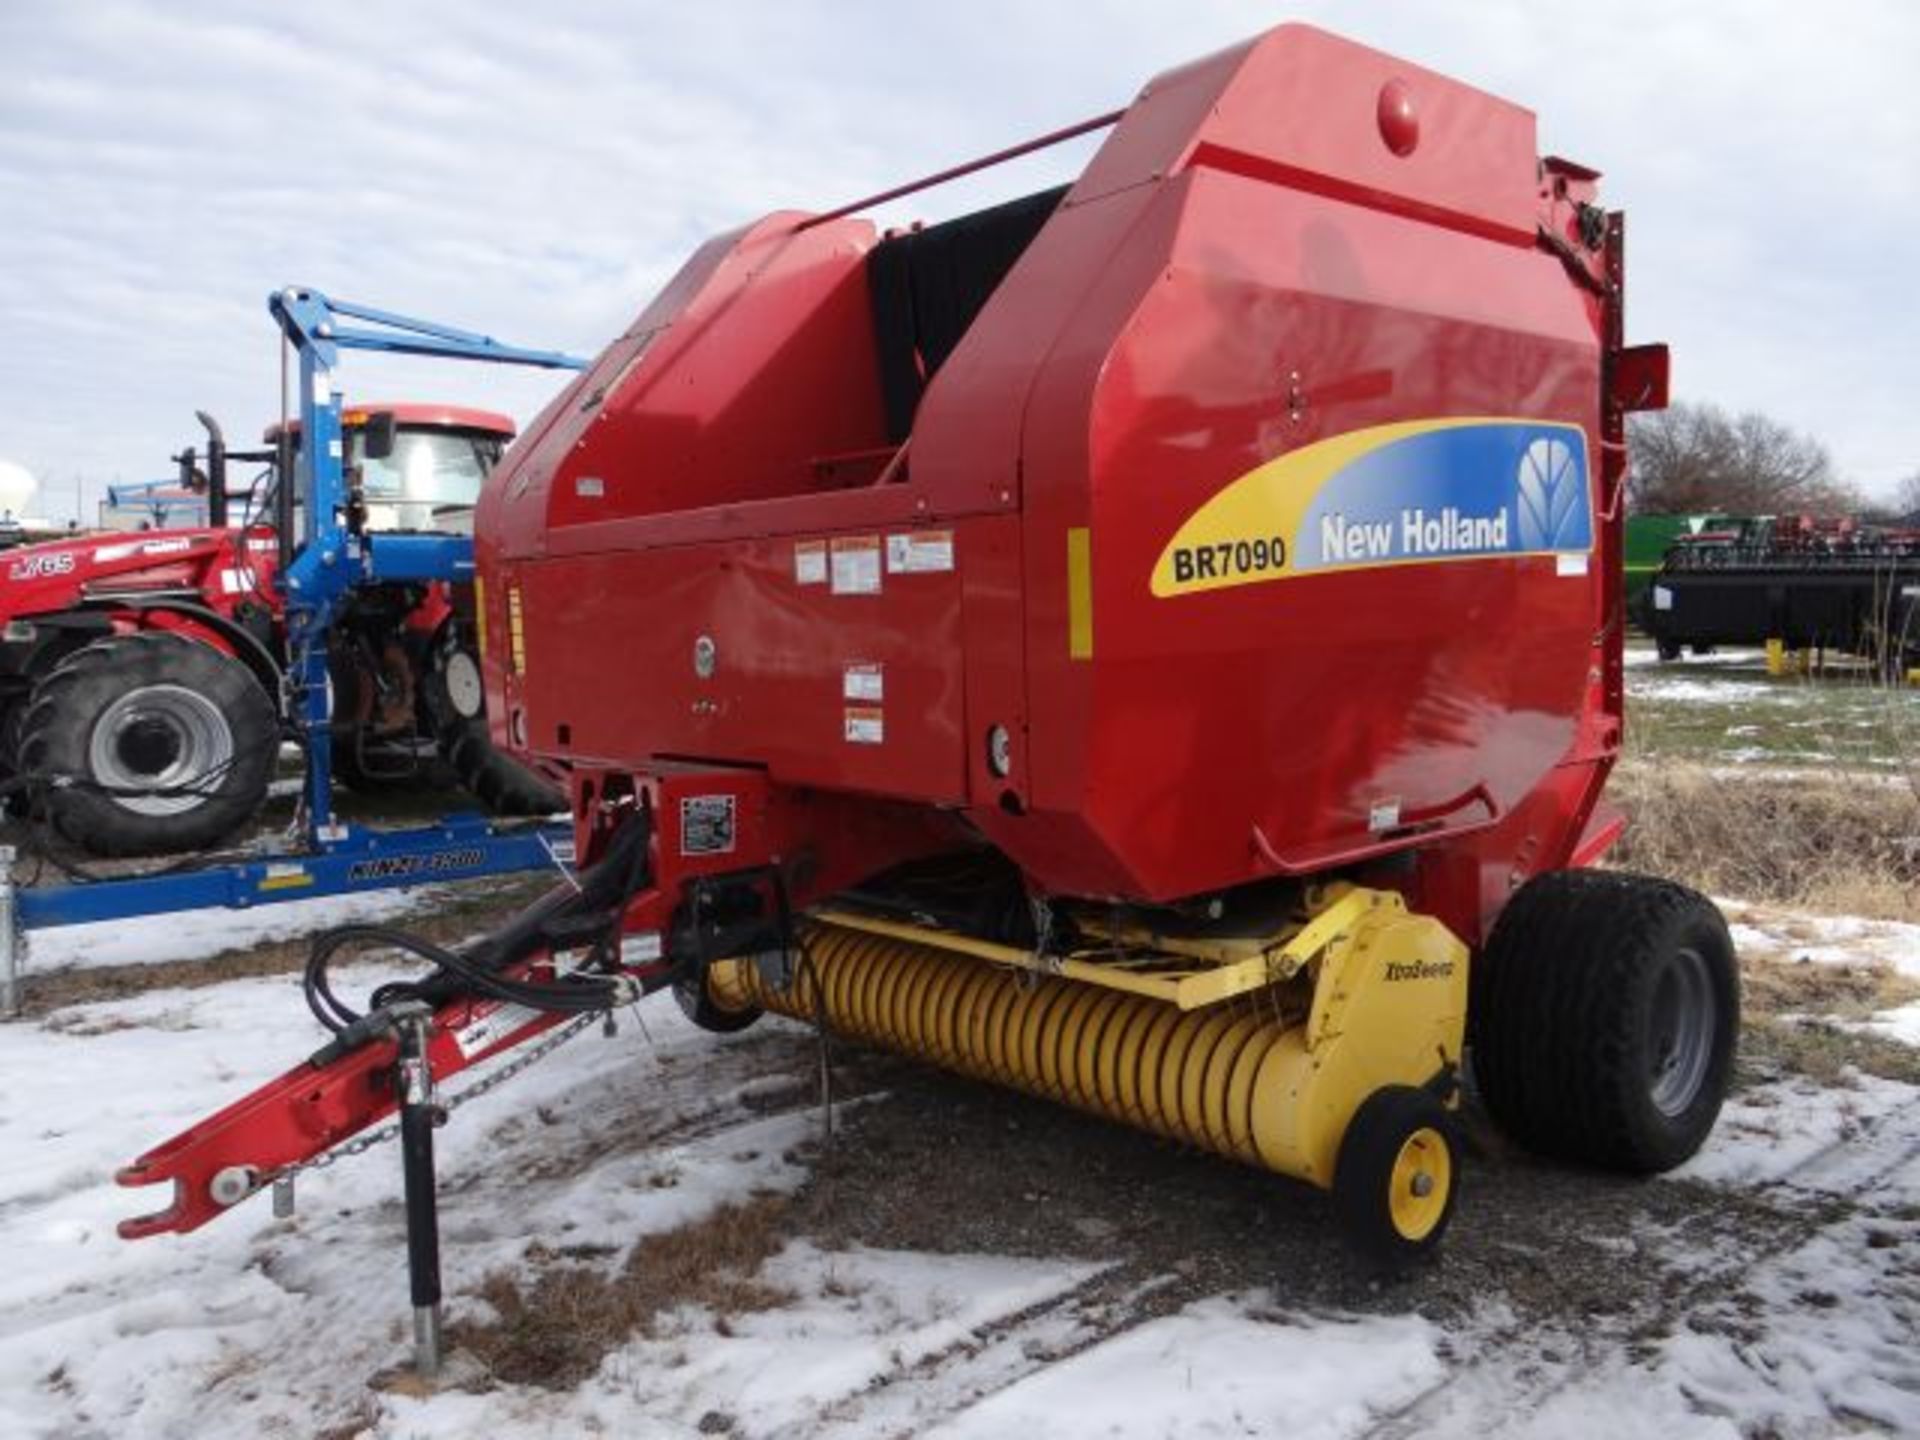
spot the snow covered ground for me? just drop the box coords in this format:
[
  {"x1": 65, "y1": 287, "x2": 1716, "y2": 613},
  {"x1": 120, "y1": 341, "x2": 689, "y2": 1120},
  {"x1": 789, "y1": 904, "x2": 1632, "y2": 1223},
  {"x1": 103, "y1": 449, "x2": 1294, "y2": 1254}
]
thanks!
[
  {"x1": 3, "y1": 897, "x2": 1918, "y2": 1439},
  {"x1": 20, "y1": 885, "x2": 446, "y2": 975},
  {"x1": 1722, "y1": 900, "x2": 1920, "y2": 978}
]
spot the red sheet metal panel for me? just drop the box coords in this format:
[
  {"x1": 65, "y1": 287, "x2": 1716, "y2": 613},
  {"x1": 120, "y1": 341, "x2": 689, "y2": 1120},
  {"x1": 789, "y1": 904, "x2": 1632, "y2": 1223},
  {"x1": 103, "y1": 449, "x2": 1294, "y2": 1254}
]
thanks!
[{"x1": 478, "y1": 23, "x2": 1640, "y2": 940}]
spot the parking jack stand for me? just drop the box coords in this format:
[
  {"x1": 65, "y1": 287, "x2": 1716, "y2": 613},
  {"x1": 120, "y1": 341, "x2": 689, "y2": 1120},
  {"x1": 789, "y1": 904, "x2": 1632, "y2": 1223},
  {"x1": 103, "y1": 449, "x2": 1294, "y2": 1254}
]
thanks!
[
  {"x1": 0, "y1": 846, "x2": 18, "y2": 1020},
  {"x1": 395, "y1": 1008, "x2": 444, "y2": 1380}
]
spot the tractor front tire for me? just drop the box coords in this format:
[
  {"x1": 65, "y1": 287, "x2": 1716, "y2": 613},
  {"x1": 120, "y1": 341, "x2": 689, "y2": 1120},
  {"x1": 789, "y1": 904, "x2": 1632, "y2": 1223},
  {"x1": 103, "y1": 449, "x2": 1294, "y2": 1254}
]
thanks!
[
  {"x1": 17, "y1": 632, "x2": 278, "y2": 857},
  {"x1": 425, "y1": 643, "x2": 564, "y2": 816},
  {"x1": 1471, "y1": 870, "x2": 1738, "y2": 1174},
  {"x1": 437, "y1": 714, "x2": 565, "y2": 815}
]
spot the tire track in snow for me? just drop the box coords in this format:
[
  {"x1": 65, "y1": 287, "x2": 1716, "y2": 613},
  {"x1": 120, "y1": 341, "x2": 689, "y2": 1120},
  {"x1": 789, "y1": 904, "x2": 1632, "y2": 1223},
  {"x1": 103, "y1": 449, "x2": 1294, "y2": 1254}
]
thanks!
[
  {"x1": 1359, "y1": 1096, "x2": 1920, "y2": 1437},
  {"x1": 798, "y1": 1267, "x2": 1165, "y2": 1440}
]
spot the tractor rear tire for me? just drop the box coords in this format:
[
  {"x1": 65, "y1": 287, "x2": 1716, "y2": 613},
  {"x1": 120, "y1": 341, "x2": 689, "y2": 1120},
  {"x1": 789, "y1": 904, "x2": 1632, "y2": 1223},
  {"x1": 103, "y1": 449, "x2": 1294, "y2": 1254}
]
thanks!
[
  {"x1": 17, "y1": 631, "x2": 278, "y2": 857},
  {"x1": 1470, "y1": 870, "x2": 1738, "y2": 1174}
]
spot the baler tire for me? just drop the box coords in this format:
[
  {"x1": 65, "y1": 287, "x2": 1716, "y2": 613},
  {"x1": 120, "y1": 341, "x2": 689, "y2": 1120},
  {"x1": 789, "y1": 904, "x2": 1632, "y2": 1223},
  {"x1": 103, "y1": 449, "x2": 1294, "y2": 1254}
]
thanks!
[
  {"x1": 1333, "y1": 1086, "x2": 1459, "y2": 1267},
  {"x1": 17, "y1": 631, "x2": 277, "y2": 857},
  {"x1": 1470, "y1": 870, "x2": 1737, "y2": 1174},
  {"x1": 672, "y1": 970, "x2": 764, "y2": 1034}
]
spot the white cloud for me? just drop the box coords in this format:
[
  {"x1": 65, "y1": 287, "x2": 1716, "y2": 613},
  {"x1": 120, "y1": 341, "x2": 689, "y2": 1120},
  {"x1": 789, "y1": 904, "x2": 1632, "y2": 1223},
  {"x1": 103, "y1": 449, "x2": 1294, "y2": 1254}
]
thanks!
[{"x1": 0, "y1": 0, "x2": 1913, "y2": 517}]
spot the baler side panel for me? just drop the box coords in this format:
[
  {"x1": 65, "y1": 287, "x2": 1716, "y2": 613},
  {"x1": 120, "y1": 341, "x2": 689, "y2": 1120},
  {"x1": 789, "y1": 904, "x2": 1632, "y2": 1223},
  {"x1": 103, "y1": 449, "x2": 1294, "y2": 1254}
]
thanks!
[
  {"x1": 516, "y1": 529, "x2": 972, "y2": 805},
  {"x1": 974, "y1": 62, "x2": 1607, "y2": 902},
  {"x1": 924, "y1": 186, "x2": 1174, "y2": 853}
]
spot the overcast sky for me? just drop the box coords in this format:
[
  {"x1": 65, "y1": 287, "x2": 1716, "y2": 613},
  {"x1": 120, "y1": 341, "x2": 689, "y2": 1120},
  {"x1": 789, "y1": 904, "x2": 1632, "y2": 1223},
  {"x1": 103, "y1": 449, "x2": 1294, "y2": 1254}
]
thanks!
[{"x1": 1, "y1": 0, "x2": 1913, "y2": 521}]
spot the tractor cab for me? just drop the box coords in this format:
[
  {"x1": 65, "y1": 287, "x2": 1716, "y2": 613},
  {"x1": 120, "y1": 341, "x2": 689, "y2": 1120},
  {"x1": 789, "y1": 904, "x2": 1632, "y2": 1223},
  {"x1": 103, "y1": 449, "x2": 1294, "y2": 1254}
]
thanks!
[{"x1": 265, "y1": 405, "x2": 515, "y2": 538}]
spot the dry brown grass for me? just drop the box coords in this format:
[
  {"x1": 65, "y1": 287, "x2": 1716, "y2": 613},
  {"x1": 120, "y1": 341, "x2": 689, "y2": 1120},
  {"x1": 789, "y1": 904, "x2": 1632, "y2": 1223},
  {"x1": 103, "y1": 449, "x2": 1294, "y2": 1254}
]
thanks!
[
  {"x1": 1740, "y1": 1016, "x2": 1920, "y2": 1087},
  {"x1": 1734, "y1": 948, "x2": 1920, "y2": 1086},
  {"x1": 449, "y1": 1194, "x2": 794, "y2": 1388},
  {"x1": 1609, "y1": 758, "x2": 1920, "y2": 1084},
  {"x1": 1740, "y1": 950, "x2": 1920, "y2": 1021},
  {"x1": 1609, "y1": 759, "x2": 1920, "y2": 921}
]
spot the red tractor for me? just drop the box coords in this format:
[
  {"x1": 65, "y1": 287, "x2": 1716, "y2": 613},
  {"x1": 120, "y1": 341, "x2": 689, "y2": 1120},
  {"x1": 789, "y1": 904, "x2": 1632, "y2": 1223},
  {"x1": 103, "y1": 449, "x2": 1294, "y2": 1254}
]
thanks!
[{"x1": 0, "y1": 405, "x2": 560, "y2": 857}]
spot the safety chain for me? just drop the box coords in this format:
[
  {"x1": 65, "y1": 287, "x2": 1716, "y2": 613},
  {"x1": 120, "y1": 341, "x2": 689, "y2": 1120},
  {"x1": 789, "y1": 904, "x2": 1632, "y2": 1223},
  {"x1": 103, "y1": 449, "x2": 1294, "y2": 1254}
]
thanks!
[{"x1": 278, "y1": 1010, "x2": 602, "y2": 1180}]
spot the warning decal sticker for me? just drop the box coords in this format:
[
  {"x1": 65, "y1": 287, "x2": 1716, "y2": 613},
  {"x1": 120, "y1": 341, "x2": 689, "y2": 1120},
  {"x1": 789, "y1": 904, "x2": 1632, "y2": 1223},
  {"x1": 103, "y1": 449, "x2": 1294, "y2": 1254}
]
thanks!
[
  {"x1": 830, "y1": 536, "x2": 882, "y2": 595},
  {"x1": 844, "y1": 706, "x2": 884, "y2": 744},
  {"x1": 886, "y1": 530, "x2": 954, "y2": 574},
  {"x1": 843, "y1": 662, "x2": 884, "y2": 702},
  {"x1": 454, "y1": 1002, "x2": 541, "y2": 1059},
  {"x1": 680, "y1": 794, "x2": 737, "y2": 855},
  {"x1": 794, "y1": 539, "x2": 827, "y2": 585}
]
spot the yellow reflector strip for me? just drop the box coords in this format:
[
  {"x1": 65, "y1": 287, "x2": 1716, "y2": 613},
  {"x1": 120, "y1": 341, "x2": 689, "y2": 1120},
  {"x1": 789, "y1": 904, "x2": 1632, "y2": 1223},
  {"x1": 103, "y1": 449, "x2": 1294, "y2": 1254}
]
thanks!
[
  {"x1": 1067, "y1": 527, "x2": 1093, "y2": 660},
  {"x1": 472, "y1": 574, "x2": 489, "y2": 671},
  {"x1": 507, "y1": 584, "x2": 527, "y2": 676}
]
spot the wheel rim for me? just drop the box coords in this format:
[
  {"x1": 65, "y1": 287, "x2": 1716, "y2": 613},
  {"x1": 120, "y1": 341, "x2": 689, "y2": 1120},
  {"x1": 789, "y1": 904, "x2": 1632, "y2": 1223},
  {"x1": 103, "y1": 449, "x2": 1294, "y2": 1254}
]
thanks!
[
  {"x1": 88, "y1": 684, "x2": 235, "y2": 817},
  {"x1": 1387, "y1": 1125, "x2": 1452, "y2": 1241},
  {"x1": 1648, "y1": 945, "x2": 1717, "y2": 1117},
  {"x1": 442, "y1": 650, "x2": 485, "y2": 720}
]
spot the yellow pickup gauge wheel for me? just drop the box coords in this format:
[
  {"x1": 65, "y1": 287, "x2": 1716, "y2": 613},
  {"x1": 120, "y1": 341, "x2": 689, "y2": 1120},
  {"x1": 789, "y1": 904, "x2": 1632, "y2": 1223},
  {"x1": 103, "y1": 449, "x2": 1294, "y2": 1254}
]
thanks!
[
  {"x1": 1388, "y1": 1128, "x2": 1451, "y2": 1240},
  {"x1": 1333, "y1": 1086, "x2": 1460, "y2": 1266}
]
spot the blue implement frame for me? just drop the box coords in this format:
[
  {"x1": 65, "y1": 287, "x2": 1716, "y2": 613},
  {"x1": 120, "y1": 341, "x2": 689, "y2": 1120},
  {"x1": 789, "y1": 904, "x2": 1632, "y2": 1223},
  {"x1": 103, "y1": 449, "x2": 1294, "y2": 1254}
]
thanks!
[
  {"x1": 270, "y1": 286, "x2": 587, "y2": 831},
  {"x1": 0, "y1": 289, "x2": 590, "y2": 1015}
]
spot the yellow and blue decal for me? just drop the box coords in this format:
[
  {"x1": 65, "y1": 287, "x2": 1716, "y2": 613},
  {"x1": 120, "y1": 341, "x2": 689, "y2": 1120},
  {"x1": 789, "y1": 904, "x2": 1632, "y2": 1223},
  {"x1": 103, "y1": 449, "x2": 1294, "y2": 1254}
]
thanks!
[{"x1": 1151, "y1": 418, "x2": 1592, "y2": 596}]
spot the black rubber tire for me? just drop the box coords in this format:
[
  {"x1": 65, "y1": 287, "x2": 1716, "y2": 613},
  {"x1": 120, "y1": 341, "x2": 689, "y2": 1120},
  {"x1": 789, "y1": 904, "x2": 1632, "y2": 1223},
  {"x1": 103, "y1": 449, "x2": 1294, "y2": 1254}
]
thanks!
[
  {"x1": 1655, "y1": 637, "x2": 1683, "y2": 661},
  {"x1": 436, "y1": 713, "x2": 565, "y2": 815},
  {"x1": 17, "y1": 631, "x2": 278, "y2": 857},
  {"x1": 672, "y1": 968, "x2": 764, "y2": 1034},
  {"x1": 1470, "y1": 869, "x2": 1738, "y2": 1174},
  {"x1": 1332, "y1": 1086, "x2": 1460, "y2": 1268},
  {"x1": 0, "y1": 700, "x2": 24, "y2": 812},
  {"x1": 418, "y1": 621, "x2": 562, "y2": 815}
]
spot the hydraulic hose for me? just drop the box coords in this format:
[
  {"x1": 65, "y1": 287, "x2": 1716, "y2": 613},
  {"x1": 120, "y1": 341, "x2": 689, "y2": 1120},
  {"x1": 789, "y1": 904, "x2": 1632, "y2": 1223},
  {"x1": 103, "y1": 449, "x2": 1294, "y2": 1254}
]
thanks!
[{"x1": 300, "y1": 806, "x2": 656, "y2": 1054}]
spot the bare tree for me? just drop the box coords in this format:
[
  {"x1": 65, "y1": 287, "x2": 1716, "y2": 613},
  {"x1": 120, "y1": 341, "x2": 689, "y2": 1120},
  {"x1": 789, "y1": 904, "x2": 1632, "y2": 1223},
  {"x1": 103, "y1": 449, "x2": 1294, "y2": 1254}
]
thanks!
[
  {"x1": 1895, "y1": 469, "x2": 1920, "y2": 522},
  {"x1": 1626, "y1": 402, "x2": 1859, "y2": 515}
]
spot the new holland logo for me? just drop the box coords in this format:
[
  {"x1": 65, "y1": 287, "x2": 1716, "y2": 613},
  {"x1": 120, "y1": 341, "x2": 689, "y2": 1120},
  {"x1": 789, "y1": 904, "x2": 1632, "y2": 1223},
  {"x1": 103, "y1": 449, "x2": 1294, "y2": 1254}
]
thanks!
[
  {"x1": 1516, "y1": 436, "x2": 1583, "y2": 549},
  {"x1": 1152, "y1": 418, "x2": 1594, "y2": 597}
]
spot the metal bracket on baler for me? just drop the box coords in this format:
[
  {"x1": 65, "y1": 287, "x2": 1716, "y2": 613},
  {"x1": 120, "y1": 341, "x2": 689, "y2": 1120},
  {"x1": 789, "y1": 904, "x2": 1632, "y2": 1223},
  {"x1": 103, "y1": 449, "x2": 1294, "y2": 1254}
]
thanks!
[{"x1": 810, "y1": 882, "x2": 1385, "y2": 1011}]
